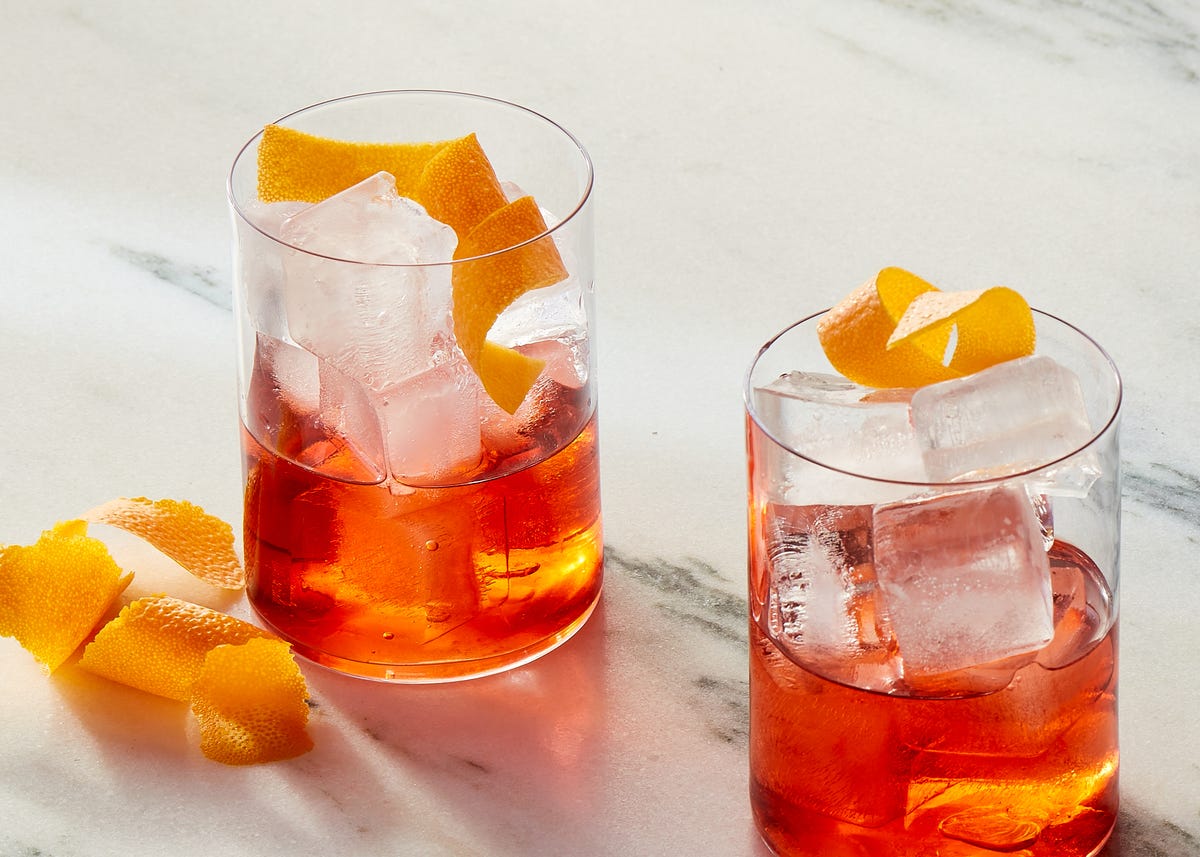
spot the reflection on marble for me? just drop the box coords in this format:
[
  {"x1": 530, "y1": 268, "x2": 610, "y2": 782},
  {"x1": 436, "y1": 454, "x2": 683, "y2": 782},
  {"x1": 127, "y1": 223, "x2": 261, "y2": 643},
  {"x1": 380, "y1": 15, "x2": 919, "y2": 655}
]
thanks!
[{"x1": 2, "y1": 0, "x2": 1199, "y2": 854}]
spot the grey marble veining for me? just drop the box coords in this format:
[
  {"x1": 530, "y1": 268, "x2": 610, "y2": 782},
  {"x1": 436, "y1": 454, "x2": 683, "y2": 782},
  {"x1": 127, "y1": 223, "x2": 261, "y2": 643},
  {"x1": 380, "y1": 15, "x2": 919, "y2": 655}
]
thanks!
[
  {"x1": 1125, "y1": 461, "x2": 1200, "y2": 527},
  {"x1": 110, "y1": 246, "x2": 231, "y2": 311},
  {"x1": 872, "y1": 0, "x2": 1200, "y2": 80}
]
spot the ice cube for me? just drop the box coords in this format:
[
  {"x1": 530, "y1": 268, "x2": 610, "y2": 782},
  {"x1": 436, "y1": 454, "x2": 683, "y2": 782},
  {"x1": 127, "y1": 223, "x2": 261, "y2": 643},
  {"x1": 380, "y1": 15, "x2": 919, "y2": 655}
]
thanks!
[
  {"x1": 756, "y1": 372, "x2": 925, "y2": 481},
  {"x1": 910, "y1": 356, "x2": 1096, "y2": 487},
  {"x1": 235, "y1": 198, "x2": 309, "y2": 338},
  {"x1": 280, "y1": 171, "x2": 455, "y2": 264},
  {"x1": 1037, "y1": 543, "x2": 1110, "y2": 669},
  {"x1": 873, "y1": 484, "x2": 1054, "y2": 687},
  {"x1": 313, "y1": 358, "x2": 387, "y2": 482},
  {"x1": 476, "y1": 339, "x2": 592, "y2": 481},
  {"x1": 516, "y1": 336, "x2": 587, "y2": 389},
  {"x1": 278, "y1": 172, "x2": 458, "y2": 392},
  {"x1": 238, "y1": 200, "x2": 311, "y2": 340},
  {"x1": 248, "y1": 331, "x2": 320, "y2": 419},
  {"x1": 377, "y1": 358, "x2": 483, "y2": 483},
  {"x1": 500, "y1": 180, "x2": 526, "y2": 203},
  {"x1": 487, "y1": 268, "x2": 588, "y2": 349},
  {"x1": 763, "y1": 503, "x2": 900, "y2": 691},
  {"x1": 243, "y1": 198, "x2": 311, "y2": 240},
  {"x1": 243, "y1": 332, "x2": 389, "y2": 485}
]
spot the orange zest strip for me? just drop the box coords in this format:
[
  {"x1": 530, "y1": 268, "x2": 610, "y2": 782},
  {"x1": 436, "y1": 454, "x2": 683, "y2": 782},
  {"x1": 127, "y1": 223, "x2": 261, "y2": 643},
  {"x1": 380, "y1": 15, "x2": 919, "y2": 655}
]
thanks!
[
  {"x1": 191, "y1": 638, "x2": 314, "y2": 765},
  {"x1": 83, "y1": 497, "x2": 245, "y2": 590},
  {"x1": 818, "y1": 267, "x2": 1036, "y2": 388},
  {"x1": 412, "y1": 132, "x2": 509, "y2": 240},
  {"x1": 0, "y1": 520, "x2": 132, "y2": 673},
  {"x1": 817, "y1": 267, "x2": 955, "y2": 388},
  {"x1": 78, "y1": 595, "x2": 274, "y2": 702},
  {"x1": 477, "y1": 341, "x2": 548, "y2": 414},
  {"x1": 887, "y1": 286, "x2": 1036, "y2": 376},
  {"x1": 451, "y1": 196, "x2": 567, "y2": 412},
  {"x1": 256, "y1": 124, "x2": 449, "y2": 203}
]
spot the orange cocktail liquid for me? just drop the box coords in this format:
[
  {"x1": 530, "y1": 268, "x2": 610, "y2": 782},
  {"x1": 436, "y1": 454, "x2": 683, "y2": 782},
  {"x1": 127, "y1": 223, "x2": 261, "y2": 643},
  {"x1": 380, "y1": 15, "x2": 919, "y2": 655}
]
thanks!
[
  {"x1": 750, "y1": 541, "x2": 1118, "y2": 857},
  {"x1": 241, "y1": 376, "x2": 603, "y2": 682}
]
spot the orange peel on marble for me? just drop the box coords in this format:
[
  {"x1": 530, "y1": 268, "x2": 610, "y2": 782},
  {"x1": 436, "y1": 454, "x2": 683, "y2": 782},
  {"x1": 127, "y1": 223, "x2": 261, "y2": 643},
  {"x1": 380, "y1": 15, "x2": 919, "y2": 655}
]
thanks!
[
  {"x1": 817, "y1": 267, "x2": 1036, "y2": 388},
  {"x1": 192, "y1": 637, "x2": 314, "y2": 766},
  {"x1": 0, "y1": 520, "x2": 132, "y2": 673},
  {"x1": 79, "y1": 595, "x2": 275, "y2": 702},
  {"x1": 2, "y1": 500, "x2": 313, "y2": 765},
  {"x1": 83, "y1": 497, "x2": 245, "y2": 590}
]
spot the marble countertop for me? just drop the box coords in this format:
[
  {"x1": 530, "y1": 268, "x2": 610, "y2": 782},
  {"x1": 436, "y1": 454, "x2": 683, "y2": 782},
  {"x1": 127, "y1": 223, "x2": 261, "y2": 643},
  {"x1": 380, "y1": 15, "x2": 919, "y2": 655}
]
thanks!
[{"x1": 2, "y1": 2, "x2": 1199, "y2": 855}]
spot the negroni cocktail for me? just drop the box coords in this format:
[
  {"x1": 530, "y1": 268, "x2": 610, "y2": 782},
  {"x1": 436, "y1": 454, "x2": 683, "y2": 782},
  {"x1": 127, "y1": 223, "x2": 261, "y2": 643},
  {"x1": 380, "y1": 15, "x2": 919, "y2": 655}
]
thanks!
[
  {"x1": 229, "y1": 91, "x2": 601, "y2": 681},
  {"x1": 745, "y1": 268, "x2": 1121, "y2": 855}
]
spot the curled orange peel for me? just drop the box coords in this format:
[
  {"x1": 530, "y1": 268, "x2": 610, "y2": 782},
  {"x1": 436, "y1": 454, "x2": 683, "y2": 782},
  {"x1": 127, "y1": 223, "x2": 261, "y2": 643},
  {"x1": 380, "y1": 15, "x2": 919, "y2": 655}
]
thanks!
[
  {"x1": 83, "y1": 497, "x2": 245, "y2": 590},
  {"x1": 888, "y1": 286, "x2": 1036, "y2": 377},
  {"x1": 817, "y1": 267, "x2": 1036, "y2": 387},
  {"x1": 2, "y1": 501, "x2": 314, "y2": 765},
  {"x1": 79, "y1": 595, "x2": 275, "y2": 702},
  {"x1": 192, "y1": 638, "x2": 314, "y2": 765},
  {"x1": 0, "y1": 520, "x2": 132, "y2": 673}
]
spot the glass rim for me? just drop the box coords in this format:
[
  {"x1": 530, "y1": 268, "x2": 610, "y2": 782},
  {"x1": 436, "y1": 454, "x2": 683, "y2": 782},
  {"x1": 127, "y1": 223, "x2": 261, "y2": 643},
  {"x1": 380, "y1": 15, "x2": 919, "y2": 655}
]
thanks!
[
  {"x1": 226, "y1": 88, "x2": 594, "y2": 267},
  {"x1": 743, "y1": 306, "x2": 1124, "y2": 487}
]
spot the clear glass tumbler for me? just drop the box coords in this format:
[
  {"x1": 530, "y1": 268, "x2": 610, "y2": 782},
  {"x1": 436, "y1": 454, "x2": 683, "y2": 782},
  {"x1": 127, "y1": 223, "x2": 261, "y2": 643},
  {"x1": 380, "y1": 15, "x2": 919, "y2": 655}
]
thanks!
[
  {"x1": 228, "y1": 90, "x2": 600, "y2": 682},
  {"x1": 745, "y1": 309, "x2": 1121, "y2": 856}
]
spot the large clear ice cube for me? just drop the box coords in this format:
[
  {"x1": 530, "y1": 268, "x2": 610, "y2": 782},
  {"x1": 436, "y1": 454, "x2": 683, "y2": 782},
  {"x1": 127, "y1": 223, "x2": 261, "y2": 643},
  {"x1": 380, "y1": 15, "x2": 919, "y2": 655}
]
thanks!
[
  {"x1": 873, "y1": 484, "x2": 1054, "y2": 687},
  {"x1": 756, "y1": 372, "x2": 926, "y2": 482},
  {"x1": 910, "y1": 356, "x2": 1096, "y2": 489},
  {"x1": 764, "y1": 503, "x2": 900, "y2": 691},
  {"x1": 378, "y1": 356, "x2": 483, "y2": 483},
  {"x1": 278, "y1": 171, "x2": 458, "y2": 394},
  {"x1": 754, "y1": 372, "x2": 927, "y2": 507}
]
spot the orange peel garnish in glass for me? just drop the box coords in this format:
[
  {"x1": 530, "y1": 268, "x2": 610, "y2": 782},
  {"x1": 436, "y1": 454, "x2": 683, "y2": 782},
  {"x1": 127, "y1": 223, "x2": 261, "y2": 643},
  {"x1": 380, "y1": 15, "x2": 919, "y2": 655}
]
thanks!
[
  {"x1": 256, "y1": 124, "x2": 449, "y2": 203},
  {"x1": 253, "y1": 125, "x2": 568, "y2": 413},
  {"x1": 79, "y1": 594, "x2": 275, "y2": 702},
  {"x1": 0, "y1": 520, "x2": 132, "y2": 673},
  {"x1": 817, "y1": 267, "x2": 1036, "y2": 388},
  {"x1": 412, "y1": 132, "x2": 509, "y2": 239},
  {"x1": 83, "y1": 497, "x2": 245, "y2": 590},
  {"x1": 191, "y1": 637, "x2": 314, "y2": 766},
  {"x1": 451, "y1": 195, "x2": 567, "y2": 413}
]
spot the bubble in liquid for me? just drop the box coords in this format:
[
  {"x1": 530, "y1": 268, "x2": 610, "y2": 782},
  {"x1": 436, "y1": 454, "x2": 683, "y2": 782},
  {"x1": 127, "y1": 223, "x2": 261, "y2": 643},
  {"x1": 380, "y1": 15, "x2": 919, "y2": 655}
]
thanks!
[{"x1": 425, "y1": 540, "x2": 439, "y2": 552}]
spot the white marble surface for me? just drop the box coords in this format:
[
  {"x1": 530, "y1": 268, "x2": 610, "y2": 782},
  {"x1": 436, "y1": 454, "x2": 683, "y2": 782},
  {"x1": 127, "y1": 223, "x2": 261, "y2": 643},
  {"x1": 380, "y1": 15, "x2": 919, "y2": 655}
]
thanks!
[{"x1": 2, "y1": 1, "x2": 1199, "y2": 855}]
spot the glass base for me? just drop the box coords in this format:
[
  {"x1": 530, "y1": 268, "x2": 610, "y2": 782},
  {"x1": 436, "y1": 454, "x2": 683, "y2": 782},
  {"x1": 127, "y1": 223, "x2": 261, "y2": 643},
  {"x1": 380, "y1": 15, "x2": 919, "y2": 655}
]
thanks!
[
  {"x1": 751, "y1": 788, "x2": 1117, "y2": 857},
  {"x1": 251, "y1": 587, "x2": 603, "y2": 683}
]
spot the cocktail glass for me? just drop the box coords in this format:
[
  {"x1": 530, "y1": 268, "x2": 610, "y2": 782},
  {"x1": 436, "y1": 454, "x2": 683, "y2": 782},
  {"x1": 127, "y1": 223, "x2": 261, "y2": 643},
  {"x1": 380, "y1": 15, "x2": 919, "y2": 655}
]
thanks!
[
  {"x1": 744, "y1": 308, "x2": 1121, "y2": 855},
  {"x1": 228, "y1": 90, "x2": 600, "y2": 682}
]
